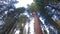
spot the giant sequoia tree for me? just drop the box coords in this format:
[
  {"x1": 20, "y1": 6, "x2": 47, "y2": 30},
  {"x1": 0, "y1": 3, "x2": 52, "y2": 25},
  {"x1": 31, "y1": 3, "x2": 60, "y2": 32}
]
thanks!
[{"x1": 27, "y1": 3, "x2": 43, "y2": 34}]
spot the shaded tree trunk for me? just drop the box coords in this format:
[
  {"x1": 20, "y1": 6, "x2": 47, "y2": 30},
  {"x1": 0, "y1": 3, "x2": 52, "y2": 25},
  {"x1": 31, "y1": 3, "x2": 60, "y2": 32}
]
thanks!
[{"x1": 32, "y1": 11, "x2": 42, "y2": 34}]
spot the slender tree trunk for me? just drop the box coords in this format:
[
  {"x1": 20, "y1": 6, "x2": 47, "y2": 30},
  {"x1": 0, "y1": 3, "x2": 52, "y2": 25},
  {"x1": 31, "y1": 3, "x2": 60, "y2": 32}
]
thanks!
[{"x1": 32, "y1": 11, "x2": 42, "y2": 34}]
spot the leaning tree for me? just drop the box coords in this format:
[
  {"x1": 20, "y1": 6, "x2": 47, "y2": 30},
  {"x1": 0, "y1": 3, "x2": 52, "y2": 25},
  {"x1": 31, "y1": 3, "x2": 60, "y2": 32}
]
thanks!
[{"x1": 27, "y1": 3, "x2": 43, "y2": 34}]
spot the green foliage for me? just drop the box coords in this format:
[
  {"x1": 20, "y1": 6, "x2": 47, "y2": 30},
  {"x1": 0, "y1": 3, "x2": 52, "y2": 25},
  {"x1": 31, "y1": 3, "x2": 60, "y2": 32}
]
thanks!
[
  {"x1": 34, "y1": 0, "x2": 59, "y2": 5},
  {"x1": 27, "y1": 2, "x2": 37, "y2": 12},
  {"x1": 16, "y1": 15, "x2": 27, "y2": 28},
  {"x1": 14, "y1": 7, "x2": 25, "y2": 13},
  {"x1": 34, "y1": 0, "x2": 60, "y2": 11},
  {"x1": 44, "y1": 30, "x2": 47, "y2": 34},
  {"x1": 55, "y1": 20, "x2": 60, "y2": 31},
  {"x1": 23, "y1": 28, "x2": 26, "y2": 34},
  {"x1": 34, "y1": 0, "x2": 48, "y2": 15}
]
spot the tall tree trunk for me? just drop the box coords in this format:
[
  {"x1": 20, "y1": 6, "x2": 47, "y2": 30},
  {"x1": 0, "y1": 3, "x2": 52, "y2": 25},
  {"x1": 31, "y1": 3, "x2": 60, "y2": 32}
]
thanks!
[{"x1": 32, "y1": 11, "x2": 42, "y2": 34}]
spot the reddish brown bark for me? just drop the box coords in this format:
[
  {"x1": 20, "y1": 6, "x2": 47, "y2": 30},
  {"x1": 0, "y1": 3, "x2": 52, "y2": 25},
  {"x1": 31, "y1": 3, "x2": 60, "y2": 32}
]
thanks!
[{"x1": 33, "y1": 11, "x2": 42, "y2": 34}]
